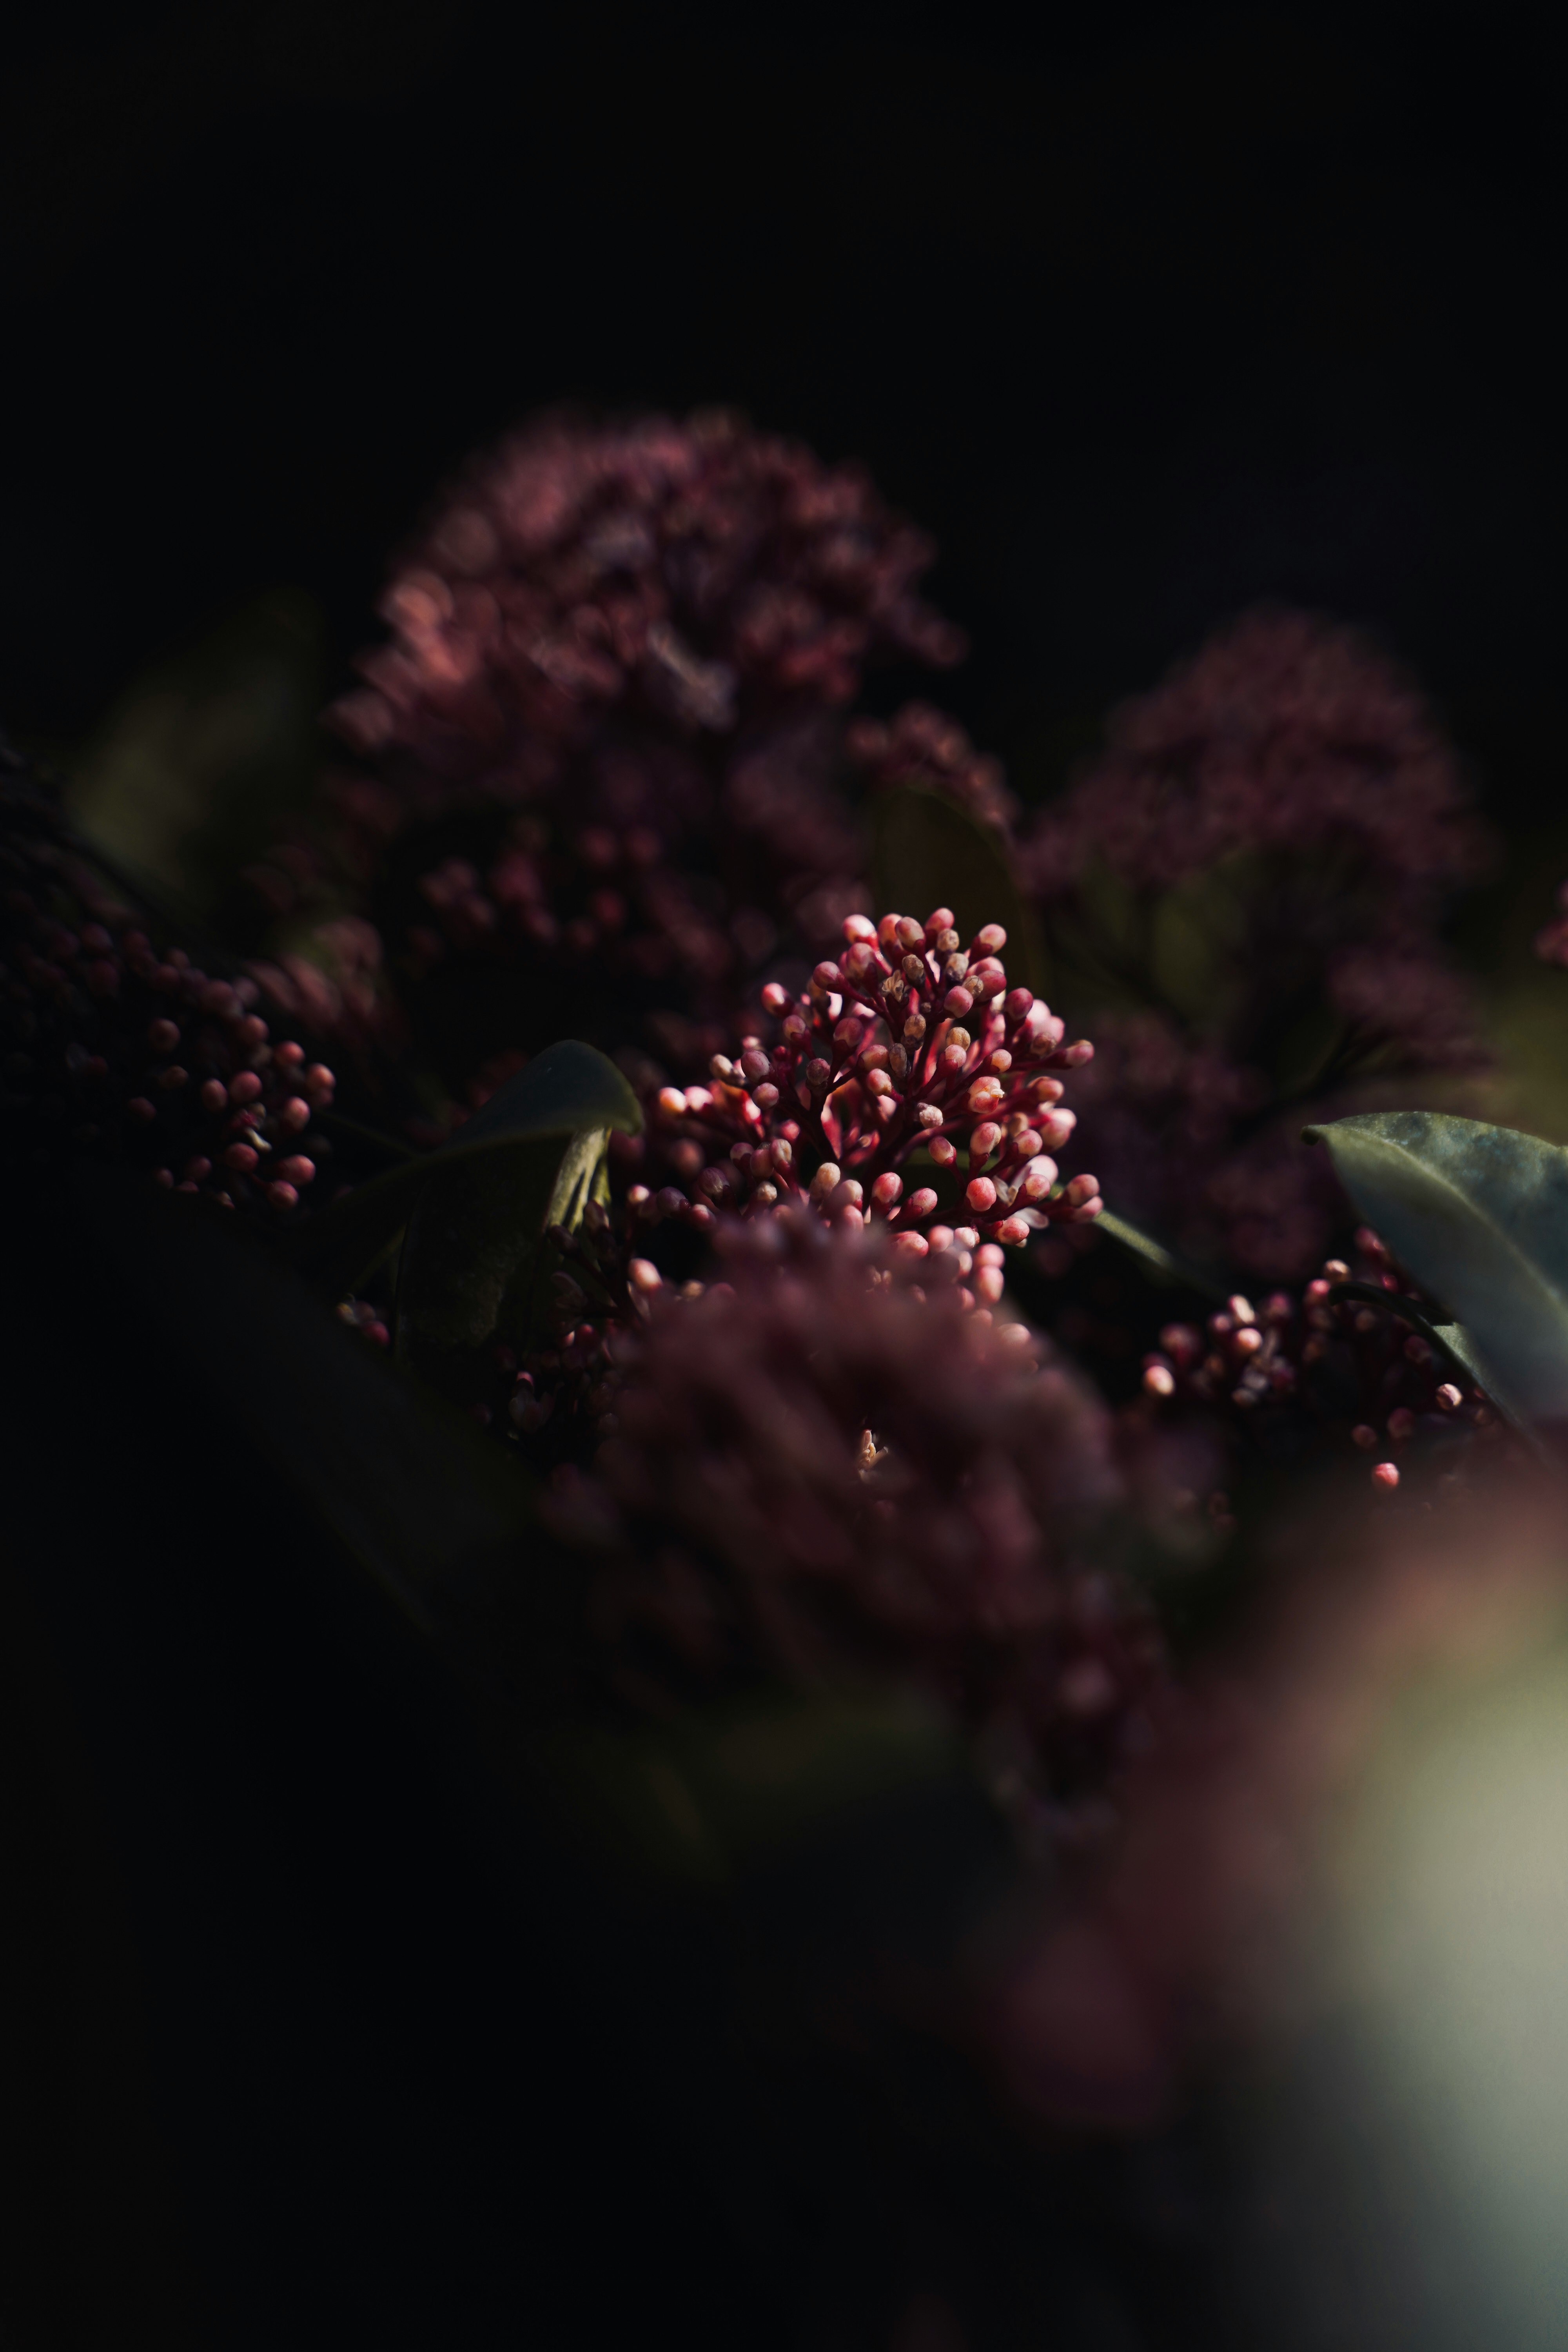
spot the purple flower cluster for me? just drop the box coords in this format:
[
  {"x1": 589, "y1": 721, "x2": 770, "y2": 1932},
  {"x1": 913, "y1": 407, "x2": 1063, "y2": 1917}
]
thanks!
[
  {"x1": 1, "y1": 752, "x2": 334, "y2": 1212},
  {"x1": 1024, "y1": 609, "x2": 1492, "y2": 1280},
  {"x1": 245, "y1": 410, "x2": 965, "y2": 1093},
  {"x1": 547, "y1": 1211, "x2": 1163, "y2": 1806},
  {"x1": 1134, "y1": 1225, "x2": 1512, "y2": 1494}
]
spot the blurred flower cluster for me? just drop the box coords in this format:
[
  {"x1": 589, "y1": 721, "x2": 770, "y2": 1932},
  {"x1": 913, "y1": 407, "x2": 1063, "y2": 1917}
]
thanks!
[{"x1": 242, "y1": 408, "x2": 967, "y2": 1100}]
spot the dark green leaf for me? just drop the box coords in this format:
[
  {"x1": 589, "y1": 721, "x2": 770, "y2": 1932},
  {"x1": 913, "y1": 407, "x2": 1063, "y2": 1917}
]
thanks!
[
  {"x1": 289, "y1": 1039, "x2": 641, "y2": 1302},
  {"x1": 872, "y1": 785, "x2": 1045, "y2": 992},
  {"x1": 1304, "y1": 1111, "x2": 1568, "y2": 1426},
  {"x1": 1095, "y1": 1205, "x2": 1228, "y2": 1301}
]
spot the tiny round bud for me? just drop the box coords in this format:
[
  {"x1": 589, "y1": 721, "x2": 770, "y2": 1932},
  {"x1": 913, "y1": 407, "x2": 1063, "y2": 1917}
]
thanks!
[
  {"x1": 740, "y1": 1049, "x2": 769, "y2": 1082},
  {"x1": 200, "y1": 1078, "x2": 228, "y2": 1112},
  {"x1": 804, "y1": 1058, "x2": 831, "y2": 1088},
  {"x1": 945, "y1": 987, "x2": 975, "y2": 1018},
  {"x1": 966, "y1": 1176, "x2": 998, "y2": 1213},
  {"x1": 975, "y1": 924, "x2": 1007, "y2": 953},
  {"x1": 842, "y1": 913, "x2": 878, "y2": 944},
  {"x1": 993, "y1": 1217, "x2": 1030, "y2": 1247},
  {"x1": 1371, "y1": 1461, "x2": 1400, "y2": 1490},
  {"x1": 1232, "y1": 1327, "x2": 1263, "y2": 1357},
  {"x1": 760, "y1": 981, "x2": 790, "y2": 1013},
  {"x1": 753, "y1": 1083, "x2": 780, "y2": 1108},
  {"x1": 628, "y1": 1259, "x2": 663, "y2": 1293},
  {"x1": 1227, "y1": 1295, "x2": 1256, "y2": 1326},
  {"x1": 305, "y1": 1063, "x2": 335, "y2": 1096},
  {"x1": 924, "y1": 907, "x2": 956, "y2": 939},
  {"x1": 279, "y1": 1096, "x2": 310, "y2": 1133},
  {"x1": 225, "y1": 1142, "x2": 259, "y2": 1172},
  {"x1": 812, "y1": 962, "x2": 843, "y2": 991},
  {"x1": 657, "y1": 1087, "x2": 687, "y2": 1118},
  {"x1": 1323, "y1": 1259, "x2": 1351, "y2": 1283},
  {"x1": 1003, "y1": 987, "x2": 1034, "y2": 1024},
  {"x1": 930, "y1": 1136, "x2": 957, "y2": 1167},
  {"x1": 276, "y1": 1156, "x2": 316, "y2": 1186},
  {"x1": 894, "y1": 1230, "x2": 929, "y2": 1258},
  {"x1": 830, "y1": 1180, "x2": 864, "y2": 1211},
  {"x1": 267, "y1": 1181, "x2": 299, "y2": 1211},
  {"x1": 1143, "y1": 1363, "x2": 1176, "y2": 1399},
  {"x1": 1435, "y1": 1383, "x2": 1463, "y2": 1411},
  {"x1": 907, "y1": 1187, "x2": 939, "y2": 1219},
  {"x1": 230, "y1": 1071, "x2": 263, "y2": 1105},
  {"x1": 810, "y1": 1162, "x2": 842, "y2": 1196},
  {"x1": 872, "y1": 1171, "x2": 903, "y2": 1207},
  {"x1": 969, "y1": 1120, "x2": 1001, "y2": 1161},
  {"x1": 895, "y1": 916, "x2": 925, "y2": 951}
]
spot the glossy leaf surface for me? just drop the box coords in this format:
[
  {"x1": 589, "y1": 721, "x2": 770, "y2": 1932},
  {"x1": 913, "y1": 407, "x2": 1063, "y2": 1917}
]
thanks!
[{"x1": 1305, "y1": 1110, "x2": 1568, "y2": 1425}]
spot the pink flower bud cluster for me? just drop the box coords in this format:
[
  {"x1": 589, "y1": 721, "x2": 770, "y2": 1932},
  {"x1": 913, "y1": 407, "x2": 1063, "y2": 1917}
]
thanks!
[
  {"x1": 546, "y1": 1212, "x2": 1162, "y2": 1805},
  {"x1": 1136, "y1": 1228, "x2": 1503, "y2": 1491},
  {"x1": 1, "y1": 762, "x2": 332, "y2": 1213},
  {"x1": 846, "y1": 700, "x2": 1018, "y2": 836},
  {"x1": 642, "y1": 907, "x2": 1102, "y2": 1248}
]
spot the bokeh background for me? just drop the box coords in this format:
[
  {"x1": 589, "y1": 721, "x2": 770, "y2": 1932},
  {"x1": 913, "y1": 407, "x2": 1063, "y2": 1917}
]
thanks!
[{"x1": 6, "y1": 5, "x2": 1568, "y2": 2345}]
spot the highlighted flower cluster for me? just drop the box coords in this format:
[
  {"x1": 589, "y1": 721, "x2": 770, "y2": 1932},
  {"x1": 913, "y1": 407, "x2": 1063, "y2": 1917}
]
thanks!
[{"x1": 645, "y1": 907, "x2": 1102, "y2": 1245}]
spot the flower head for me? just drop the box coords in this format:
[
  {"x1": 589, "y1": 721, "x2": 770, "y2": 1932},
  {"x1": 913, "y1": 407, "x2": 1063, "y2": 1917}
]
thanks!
[{"x1": 549, "y1": 1211, "x2": 1158, "y2": 1803}]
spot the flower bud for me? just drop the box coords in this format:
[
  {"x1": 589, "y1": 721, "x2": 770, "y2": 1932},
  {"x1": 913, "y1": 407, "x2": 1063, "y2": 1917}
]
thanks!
[
  {"x1": 804, "y1": 1057, "x2": 831, "y2": 1089},
  {"x1": 810, "y1": 1161, "x2": 842, "y2": 1196},
  {"x1": 1371, "y1": 1461, "x2": 1400, "y2": 1490},
  {"x1": 930, "y1": 1136, "x2": 957, "y2": 1167},
  {"x1": 993, "y1": 1217, "x2": 1030, "y2": 1248},
  {"x1": 657, "y1": 1087, "x2": 687, "y2": 1118},
  {"x1": 895, "y1": 916, "x2": 925, "y2": 951},
  {"x1": 1003, "y1": 987, "x2": 1034, "y2": 1024},
  {"x1": 924, "y1": 906, "x2": 956, "y2": 939},
  {"x1": 1436, "y1": 1383, "x2": 1463, "y2": 1411},
  {"x1": 969, "y1": 1120, "x2": 1001, "y2": 1161},
  {"x1": 966, "y1": 1176, "x2": 998, "y2": 1213},
  {"x1": 894, "y1": 1230, "x2": 929, "y2": 1257},
  {"x1": 760, "y1": 981, "x2": 790, "y2": 1013},
  {"x1": 813, "y1": 962, "x2": 843, "y2": 990},
  {"x1": 866, "y1": 1068, "x2": 894, "y2": 1096},
  {"x1": 1143, "y1": 1363, "x2": 1176, "y2": 1398},
  {"x1": 945, "y1": 986, "x2": 974, "y2": 1018},
  {"x1": 628, "y1": 1259, "x2": 663, "y2": 1293},
  {"x1": 907, "y1": 1187, "x2": 938, "y2": 1219},
  {"x1": 871, "y1": 1171, "x2": 903, "y2": 1207},
  {"x1": 975, "y1": 924, "x2": 1007, "y2": 953}
]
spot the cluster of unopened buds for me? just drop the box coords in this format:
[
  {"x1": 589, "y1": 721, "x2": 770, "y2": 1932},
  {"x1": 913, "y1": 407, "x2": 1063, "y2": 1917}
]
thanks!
[
  {"x1": 640, "y1": 907, "x2": 1102, "y2": 1249},
  {"x1": 1137, "y1": 1227, "x2": 1502, "y2": 1490},
  {"x1": 1, "y1": 800, "x2": 334, "y2": 1213}
]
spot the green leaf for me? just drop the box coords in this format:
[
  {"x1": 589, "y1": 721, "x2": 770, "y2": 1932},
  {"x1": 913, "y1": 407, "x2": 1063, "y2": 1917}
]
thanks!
[
  {"x1": 1094, "y1": 1205, "x2": 1228, "y2": 1301},
  {"x1": 872, "y1": 784, "x2": 1045, "y2": 993},
  {"x1": 289, "y1": 1040, "x2": 641, "y2": 1303},
  {"x1": 70, "y1": 1162, "x2": 536, "y2": 1633},
  {"x1": 1304, "y1": 1111, "x2": 1568, "y2": 1427}
]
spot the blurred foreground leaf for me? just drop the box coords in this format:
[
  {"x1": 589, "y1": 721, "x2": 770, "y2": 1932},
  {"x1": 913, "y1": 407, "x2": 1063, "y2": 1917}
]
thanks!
[
  {"x1": 1305, "y1": 1110, "x2": 1568, "y2": 1431},
  {"x1": 289, "y1": 1040, "x2": 641, "y2": 1305},
  {"x1": 873, "y1": 785, "x2": 1044, "y2": 991}
]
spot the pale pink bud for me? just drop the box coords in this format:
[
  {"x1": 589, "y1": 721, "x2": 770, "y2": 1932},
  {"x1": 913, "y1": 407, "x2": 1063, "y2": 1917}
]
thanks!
[
  {"x1": 877, "y1": 915, "x2": 902, "y2": 948},
  {"x1": 760, "y1": 981, "x2": 790, "y2": 1013},
  {"x1": 1323, "y1": 1258, "x2": 1350, "y2": 1283},
  {"x1": 279, "y1": 1096, "x2": 310, "y2": 1132},
  {"x1": 930, "y1": 1136, "x2": 957, "y2": 1167},
  {"x1": 1143, "y1": 1363, "x2": 1176, "y2": 1399},
  {"x1": 1227, "y1": 1294, "x2": 1256, "y2": 1325},
  {"x1": 276, "y1": 1156, "x2": 316, "y2": 1186},
  {"x1": 975, "y1": 1265, "x2": 1004, "y2": 1303},
  {"x1": 1003, "y1": 988, "x2": 1033, "y2": 1025},
  {"x1": 628, "y1": 1259, "x2": 662, "y2": 1293},
  {"x1": 966, "y1": 1176, "x2": 998, "y2": 1213},
  {"x1": 813, "y1": 962, "x2": 843, "y2": 990},
  {"x1": 810, "y1": 1162, "x2": 842, "y2": 1195},
  {"x1": 830, "y1": 1180, "x2": 864, "y2": 1211},
  {"x1": 1067, "y1": 1195, "x2": 1102, "y2": 1225},
  {"x1": 1019, "y1": 1156, "x2": 1058, "y2": 1201},
  {"x1": 866, "y1": 1068, "x2": 894, "y2": 1097},
  {"x1": 1371, "y1": 1461, "x2": 1400, "y2": 1490},
  {"x1": 1160, "y1": 1324, "x2": 1201, "y2": 1366},
  {"x1": 843, "y1": 913, "x2": 878, "y2": 944},
  {"x1": 894, "y1": 1230, "x2": 929, "y2": 1257},
  {"x1": 657, "y1": 1087, "x2": 687, "y2": 1118},
  {"x1": 1436, "y1": 1383, "x2": 1463, "y2": 1411},
  {"x1": 915, "y1": 1103, "x2": 943, "y2": 1129},
  {"x1": 1057, "y1": 1039, "x2": 1094, "y2": 1067},
  {"x1": 1012, "y1": 1128, "x2": 1043, "y2": 1160},
  {"x1": 895, "y1": 916, "x2": 925, "y2": 951},
  {"x1": 924, "y1": 906, "x2": 956, "y2": 938},
  {"x1": 1232, "y1": 1327, "x2": 1263, "y2": 1357},
  {"x1": 740, "y1": 1049, "x2": 769, "y2": 1082},
  {"x1": 945, "y1": 987, "x2": 975, "y2": 1018},
  {"x1": 872, "y1": 1171, "x2": 903, "y2": 1206},
  {"x1": 753, "y1": 1083, "x2": 780, "y2": 1108},
  {"x1": 927, "y1": 1225, "x2": 954, "y2": 1252},
  {"x1": 710, "y1": 1054, "x2": 734, "y2": 1079},
  {"x1": 967, "y1": 960, "x2": 1006, "y2": 998},
  {"x1": 1062, "y1": 1173, "x2": 1099, "y2": 1208},
  {"x1": 954, "y1": 1227, "x2": 979, "y2": 1249},
  {"x1": 993, "y1": 1217, "x2": 1030, "y2": 1248},
  {"x1": 907, "y1": 1187, "x2": 939, "y2": 1219},
  {"x1": 969, "y1": 1120, "x2": 1001, "y2": 1160},
  {"x1": 966, "y1": 1077, "x2": 1004, "y2": 1114},
  {"x1": 230, "y1": 1071, "x2": 263, "y2": 1105}
]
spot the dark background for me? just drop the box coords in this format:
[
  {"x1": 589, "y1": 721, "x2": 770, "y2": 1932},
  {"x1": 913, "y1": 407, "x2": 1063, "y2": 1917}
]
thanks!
[
  {"x1": 4, "y1": 1, "x2": 1566, "y2": 825},
  {"x1": 4, "y1": 5, "x2": 1566, "y2": 2344}
]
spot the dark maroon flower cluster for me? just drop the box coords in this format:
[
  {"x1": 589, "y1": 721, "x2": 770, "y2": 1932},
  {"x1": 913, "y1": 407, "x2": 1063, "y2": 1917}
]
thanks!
[
  {"x1": 1, "y1": 753, "x2": 334, "y2": 1213},
  {"x1": 546, "y1": 1211, "x2": 1162, "y2": 1809},
  {"x1": 1023, "y1": 609, "x2": 1492, "y2": 1280},
  {"x1": 635, "y1": 906, "x2": 1102, "y2": 1246},
  {"x1": 847, "y1": 700, "x2": 1018, "y2": 835},
  {"x1": 245, "y1": 410, "x2": 965, "y2": 1094},
  {"x1": 1134, "y1": 1225, "x2": 1510, "y2": 1493}
]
